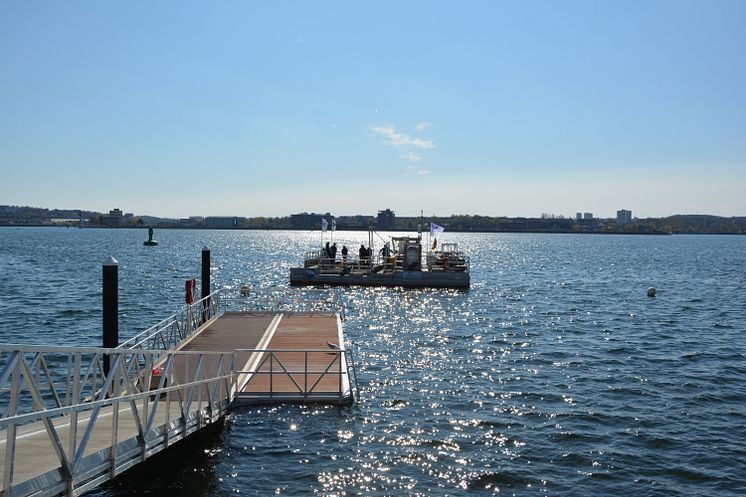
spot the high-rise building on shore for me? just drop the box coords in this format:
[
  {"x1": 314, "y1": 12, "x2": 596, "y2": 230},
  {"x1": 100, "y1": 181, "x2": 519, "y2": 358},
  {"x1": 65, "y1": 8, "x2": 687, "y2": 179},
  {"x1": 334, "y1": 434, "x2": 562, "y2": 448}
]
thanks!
[
  {"x1": 377, "y1": 209, "x2": 395, "y2": 229},
  {"x1": 617, "y1": 209, "x2": 632, "y2": 225}
]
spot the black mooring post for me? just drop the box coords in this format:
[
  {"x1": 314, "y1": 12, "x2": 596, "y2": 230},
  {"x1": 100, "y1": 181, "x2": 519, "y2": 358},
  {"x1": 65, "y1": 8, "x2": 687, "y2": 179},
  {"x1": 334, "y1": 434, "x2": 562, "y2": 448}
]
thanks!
[
  {"x1": 102, "y1": 256, "x2": 119, "y2": 376},
  {"x1": 201, "y1": 246, "x2": 211, "y2": 323}
]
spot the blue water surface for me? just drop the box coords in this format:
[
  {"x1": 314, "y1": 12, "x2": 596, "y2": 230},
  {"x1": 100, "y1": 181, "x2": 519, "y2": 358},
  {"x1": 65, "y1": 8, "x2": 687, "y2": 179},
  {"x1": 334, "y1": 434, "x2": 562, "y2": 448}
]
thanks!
[{"x1": 1, "y1": 227, "x2": 745, "y2": 496}]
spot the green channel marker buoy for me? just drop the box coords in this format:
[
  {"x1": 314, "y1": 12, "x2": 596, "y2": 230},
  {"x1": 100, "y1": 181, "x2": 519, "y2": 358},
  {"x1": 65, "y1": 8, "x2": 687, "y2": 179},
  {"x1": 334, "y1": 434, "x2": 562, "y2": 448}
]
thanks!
[{"x1": 143, "y1": 227, "x2": 158, "y2": 246}]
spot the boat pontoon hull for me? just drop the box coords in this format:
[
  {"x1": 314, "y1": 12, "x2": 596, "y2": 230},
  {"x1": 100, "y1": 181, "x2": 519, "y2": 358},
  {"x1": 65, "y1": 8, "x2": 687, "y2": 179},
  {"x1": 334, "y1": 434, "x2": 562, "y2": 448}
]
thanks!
[{"x1": 290, "y1": 267, "x2": 469, "y2": 289}]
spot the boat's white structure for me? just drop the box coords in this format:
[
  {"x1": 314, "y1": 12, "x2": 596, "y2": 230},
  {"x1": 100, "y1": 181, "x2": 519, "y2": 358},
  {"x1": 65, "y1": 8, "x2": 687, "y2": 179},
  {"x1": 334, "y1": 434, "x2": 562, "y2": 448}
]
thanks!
[{"x1": 290, "y1": 234, "x2": 470, "y2": 289}]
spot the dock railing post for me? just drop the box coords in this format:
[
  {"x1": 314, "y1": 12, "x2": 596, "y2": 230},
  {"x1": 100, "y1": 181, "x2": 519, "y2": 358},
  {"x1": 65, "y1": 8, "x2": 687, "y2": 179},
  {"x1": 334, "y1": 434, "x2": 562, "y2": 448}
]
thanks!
[
  {"x1": 201, "y1": 246, "x2": 211, "y2": 323},
  {"x1": 102, "y1": 256, "x2": 119, "y2": 377}
]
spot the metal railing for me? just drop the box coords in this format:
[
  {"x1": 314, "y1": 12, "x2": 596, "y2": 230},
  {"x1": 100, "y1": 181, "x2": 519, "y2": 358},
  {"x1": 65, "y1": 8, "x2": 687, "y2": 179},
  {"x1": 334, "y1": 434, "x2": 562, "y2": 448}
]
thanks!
[
  {"x1": 303, "y1": 251, "x2": 374, "y2": 274},
  {"x1": 426, "y1": 253, "x2": 470, "y2": 273},
  {"x1": 118, "y1": 290, "x2": 225, "y2": 352},
  {"x1": 345, "y1": 346, "x2": 360, "y2": 402},
  {"x1": 228, "y1": 287, "x2": 346, "y2": 320},
  {"x1": 0, "y1": 345, "x2": 235, "y2": 497},
  {"x1": 234, "y1": 348, "x2": 357, "y2": 403},
  {"x1": 303, "y1": 249, "x2": 470, "y2": 275},
  {"x1": 0, "y1": 287, "x2": 359, "y2": 495}
]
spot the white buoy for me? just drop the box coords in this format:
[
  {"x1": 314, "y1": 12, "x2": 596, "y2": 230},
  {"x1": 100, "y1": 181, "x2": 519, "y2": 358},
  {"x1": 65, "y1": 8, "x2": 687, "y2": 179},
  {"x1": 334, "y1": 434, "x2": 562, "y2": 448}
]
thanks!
[{"x1": 647, "y1": 287, "x2": 656, "y2": 297}]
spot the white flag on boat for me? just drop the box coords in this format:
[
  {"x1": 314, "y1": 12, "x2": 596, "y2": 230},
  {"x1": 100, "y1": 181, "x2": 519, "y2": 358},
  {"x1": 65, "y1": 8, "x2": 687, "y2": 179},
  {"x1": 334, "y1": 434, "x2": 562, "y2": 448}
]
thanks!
[
  {"x1": 430, "y1": 222, "x2": 444, "y2": 237},
  {"x1": 321, "y1": 218, "x2": 328, "y2": 232},
  {"x1": 331, "y1": 219, "x2": 336, "y2": 232}
]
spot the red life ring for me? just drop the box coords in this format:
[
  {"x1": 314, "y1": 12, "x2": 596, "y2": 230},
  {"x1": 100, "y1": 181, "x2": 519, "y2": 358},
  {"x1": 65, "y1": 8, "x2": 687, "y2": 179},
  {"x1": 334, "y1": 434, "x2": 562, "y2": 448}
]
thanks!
[{"x1": 185, "y1": 278, "x2": 197, "y2": 304}]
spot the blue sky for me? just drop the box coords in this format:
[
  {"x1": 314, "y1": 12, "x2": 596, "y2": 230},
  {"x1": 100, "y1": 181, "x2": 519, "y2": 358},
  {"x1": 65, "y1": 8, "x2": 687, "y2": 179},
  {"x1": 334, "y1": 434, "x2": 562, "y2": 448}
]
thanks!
[{"x1": 1, "y1": 1, "x2": 744, "y2": 218}]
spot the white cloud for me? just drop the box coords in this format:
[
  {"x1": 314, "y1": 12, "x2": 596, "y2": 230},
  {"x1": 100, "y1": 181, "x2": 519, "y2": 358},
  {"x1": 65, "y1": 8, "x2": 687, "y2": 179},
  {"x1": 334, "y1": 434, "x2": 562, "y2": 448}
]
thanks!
[
  {"x1": 415, "y1": 121, "x2": 431, "y2": 131},
  {"x1": 401, "y1": 153, "x2": 424, "y2": 162},
  {"x1": 372, "y1": 124, "x2": 434, "y2": 150},
  {"x1": 402, "y1": 165, "x2": 429, "y2": 176}
]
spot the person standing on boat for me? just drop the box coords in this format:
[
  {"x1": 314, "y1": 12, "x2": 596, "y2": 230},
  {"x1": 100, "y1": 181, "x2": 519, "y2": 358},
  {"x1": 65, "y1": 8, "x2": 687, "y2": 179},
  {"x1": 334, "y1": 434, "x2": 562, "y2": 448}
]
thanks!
[
  {"x1": 331, "y1": 243, "x2": 338, "y2": 263},
  {"x1": 380, "y1": 242, "x2": 390, "y2": 258},
  {"x1": 324, "y1": 242, "x2": 332, "y2": 263},
  {"x1": 359, "y1": 243, "x2": 367, "y2": 262},
  {"x1": 341, "y1": 245, "x2": 348, "y2": 264}
]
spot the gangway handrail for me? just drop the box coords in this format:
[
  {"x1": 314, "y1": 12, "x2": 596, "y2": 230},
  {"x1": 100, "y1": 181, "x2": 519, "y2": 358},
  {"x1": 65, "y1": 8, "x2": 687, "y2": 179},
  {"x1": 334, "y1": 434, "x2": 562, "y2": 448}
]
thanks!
[
  {"x1": 0, "y1": 365, "x2": 234, "y2": 427},
  {"x1": 0, "y1": 300, "x2": 357, "y2": 495},
  {"x1": 118, "y1": 289, "x2": 223, "y2": 352},
  {"x1": 0, "y1": 344, "x2": 236, "y2": 497}
]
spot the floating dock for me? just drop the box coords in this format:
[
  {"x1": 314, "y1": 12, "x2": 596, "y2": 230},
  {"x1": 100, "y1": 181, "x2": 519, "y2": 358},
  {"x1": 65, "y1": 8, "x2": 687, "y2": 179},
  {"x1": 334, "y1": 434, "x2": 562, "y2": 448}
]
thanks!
[
  {"x1": 0, "y1": 304, "x2": 356, "y2": 497},
  {"x1": 181, "y1": 311, "x2": 353, "y2": 403}
]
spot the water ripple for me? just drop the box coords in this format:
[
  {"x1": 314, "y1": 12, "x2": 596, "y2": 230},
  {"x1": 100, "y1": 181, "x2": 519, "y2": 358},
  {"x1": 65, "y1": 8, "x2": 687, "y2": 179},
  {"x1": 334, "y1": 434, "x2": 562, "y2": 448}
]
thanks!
[{"x1": 2, "y1": 229, "x2": 746, "y2": 496}]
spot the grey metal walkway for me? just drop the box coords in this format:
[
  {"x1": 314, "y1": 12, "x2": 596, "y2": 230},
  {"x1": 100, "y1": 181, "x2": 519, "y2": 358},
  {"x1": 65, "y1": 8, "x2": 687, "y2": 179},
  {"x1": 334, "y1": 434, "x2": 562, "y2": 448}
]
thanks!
[{"x1": 0, "y1": 292, "x2": 357, "y2": 497}]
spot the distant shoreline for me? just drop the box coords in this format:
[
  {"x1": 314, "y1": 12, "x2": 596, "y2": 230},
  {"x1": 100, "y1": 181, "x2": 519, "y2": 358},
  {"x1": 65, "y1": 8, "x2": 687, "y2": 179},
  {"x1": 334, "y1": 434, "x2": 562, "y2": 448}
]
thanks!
[
  {"x1": 7, "y1": 224, "x2": 746, "y2": 235},
  {"x1": 3, "y1": 208, "x2": 745, "y2": 235}
]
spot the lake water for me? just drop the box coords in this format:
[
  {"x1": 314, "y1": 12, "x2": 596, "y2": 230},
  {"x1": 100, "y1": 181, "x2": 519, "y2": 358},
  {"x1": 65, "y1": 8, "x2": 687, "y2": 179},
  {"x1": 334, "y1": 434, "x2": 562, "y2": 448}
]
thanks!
[{"x1": 1, "y1": 227, "x2": 745, "y2": 496}]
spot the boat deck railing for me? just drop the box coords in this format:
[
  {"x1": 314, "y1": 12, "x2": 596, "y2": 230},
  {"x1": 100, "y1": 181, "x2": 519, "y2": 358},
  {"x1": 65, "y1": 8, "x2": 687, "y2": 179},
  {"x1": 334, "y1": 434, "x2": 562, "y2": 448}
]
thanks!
[
  {"x1": 302, "y1": 250, "x2": 470, "y2": 274},
  {"x1": 303, "y1": 250, "x2": 375, "y2": 273},
  {"x1": 426, "y1": 252, "x2": 470, "y2": 273}
]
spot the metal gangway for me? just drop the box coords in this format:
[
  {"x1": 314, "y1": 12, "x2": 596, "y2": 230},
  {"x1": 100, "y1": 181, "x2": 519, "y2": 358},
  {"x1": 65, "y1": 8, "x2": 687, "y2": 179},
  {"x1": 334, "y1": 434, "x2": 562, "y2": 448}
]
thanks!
[{"x1": 0, "y1": 290, "x2": 358, "y2": 497}]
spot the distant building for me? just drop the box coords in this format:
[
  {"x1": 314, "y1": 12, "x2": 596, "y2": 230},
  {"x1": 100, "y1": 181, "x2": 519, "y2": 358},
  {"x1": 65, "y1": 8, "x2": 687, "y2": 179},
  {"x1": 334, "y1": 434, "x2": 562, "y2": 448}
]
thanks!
[
  {"x1": 291, "y1": 212, "x2": 332, "y2": 230},
  {"x1": 174, "y1": 216, "x2": 203, "y2": 227},
  {"x1": 176, "y1": 218, "x2": 196, "y2": 226},
  {"x1": 335, "y1": 215, "x2": 374, "y2": 229},
  {"x1": 377, "y1": 209, "x2": 395, "y2": 229},
  {"x1": 617, "y1": 209, "x2": 632, "y2": 225},
  {"x1": 291, "y1": 213, "x2": 318, "y2": 229},
  {"x1": 575, "y1": 212, "x2": 583, "y2": 221},
  {"x1": 0, "y1": 206, "x2": 20, "y2": 216},
  {"x1": 101, "y1": 208, "x2": 124, "y2": 226},
  {"x1": 583, "y1": 212, "x2": 593, "y2": 220},
  {"x1": 205, "y1": 217, "x2": 245, "y2": 228}
]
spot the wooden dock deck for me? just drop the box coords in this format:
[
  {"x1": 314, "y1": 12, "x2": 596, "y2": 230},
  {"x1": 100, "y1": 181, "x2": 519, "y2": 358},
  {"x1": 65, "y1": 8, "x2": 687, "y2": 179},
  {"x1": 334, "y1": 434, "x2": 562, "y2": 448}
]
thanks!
[
  {"x1": 236, "y1": 313, "x2": 349, "y2": 403},
  {"x1": 173, "y1": 311, "x2": 352, "y2": 403},
  {"x1": 0, "y1": 310, "x2": 354, "y2": 497}
]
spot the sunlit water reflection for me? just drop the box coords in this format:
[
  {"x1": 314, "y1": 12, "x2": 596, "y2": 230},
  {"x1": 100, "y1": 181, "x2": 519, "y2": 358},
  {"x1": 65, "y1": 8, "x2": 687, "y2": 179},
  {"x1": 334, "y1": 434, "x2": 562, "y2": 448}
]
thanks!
[{"x1": 1, "y1": 228, "x2": 745, "y2": 495}]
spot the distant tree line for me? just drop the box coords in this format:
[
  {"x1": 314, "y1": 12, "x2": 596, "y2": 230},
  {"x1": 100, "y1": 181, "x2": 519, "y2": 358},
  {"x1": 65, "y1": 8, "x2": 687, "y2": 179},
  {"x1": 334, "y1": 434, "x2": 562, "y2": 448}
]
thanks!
[
  {"x1": 2, "y1": 205, "x2": 745, "y2": 234},
  {"x1": 393, "y1": 214, "x2": 746, "y2": 234}
]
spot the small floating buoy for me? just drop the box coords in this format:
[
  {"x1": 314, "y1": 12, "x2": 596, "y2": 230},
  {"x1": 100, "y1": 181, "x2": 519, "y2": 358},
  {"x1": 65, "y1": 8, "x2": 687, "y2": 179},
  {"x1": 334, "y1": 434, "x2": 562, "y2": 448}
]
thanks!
[
  {"x1": 647, "y1": 287, "x2": 656, "y2": 297},
  {"x1": 143, "y1": 226, "x2": 158, "y2": 246},
  {"x1": 240, "y1": 285, "x2": 250, "y2": 297}
]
